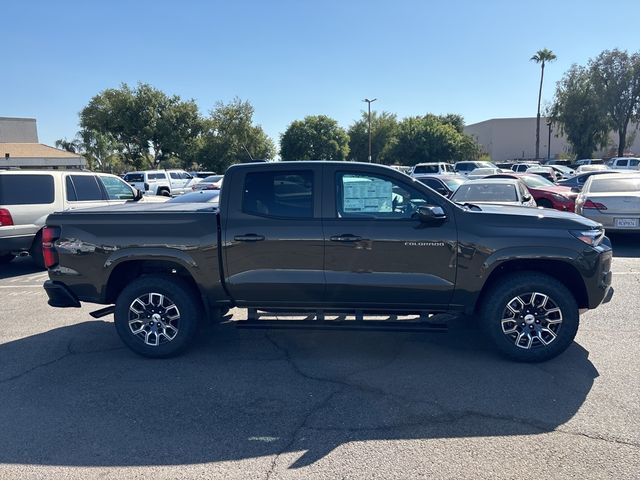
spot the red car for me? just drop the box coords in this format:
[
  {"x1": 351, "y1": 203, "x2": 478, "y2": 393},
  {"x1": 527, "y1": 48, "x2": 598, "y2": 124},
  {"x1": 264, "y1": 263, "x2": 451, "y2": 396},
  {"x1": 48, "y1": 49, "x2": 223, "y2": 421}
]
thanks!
[{"x1": 485, "y1": 173, "x2": 577, "y2": 211}]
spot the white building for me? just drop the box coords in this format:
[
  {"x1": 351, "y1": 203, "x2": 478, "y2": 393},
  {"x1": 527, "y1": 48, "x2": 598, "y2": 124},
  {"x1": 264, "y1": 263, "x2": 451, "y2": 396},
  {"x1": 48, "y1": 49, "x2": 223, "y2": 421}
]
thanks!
[{"x1": 464, "y1": 117, "x2": 640, "y2": 162}]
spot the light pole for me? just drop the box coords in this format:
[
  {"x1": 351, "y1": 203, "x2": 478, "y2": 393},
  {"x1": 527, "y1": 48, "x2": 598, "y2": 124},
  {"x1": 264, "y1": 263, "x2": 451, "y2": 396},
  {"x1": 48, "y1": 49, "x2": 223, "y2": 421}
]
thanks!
[
  {"x1": 363, "y1": 98, "x2": 377, "y2": 162},
  {"x1": 546, "y1": 119, "x2": 552, "y2": 161}
]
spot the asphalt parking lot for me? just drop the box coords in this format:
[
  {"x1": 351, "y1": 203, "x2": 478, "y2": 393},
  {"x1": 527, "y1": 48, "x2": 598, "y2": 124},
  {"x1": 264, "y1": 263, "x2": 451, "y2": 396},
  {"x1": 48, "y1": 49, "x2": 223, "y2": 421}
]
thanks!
[{"x1": 0, "y1": 236, "x2": 638, "y2": 479}]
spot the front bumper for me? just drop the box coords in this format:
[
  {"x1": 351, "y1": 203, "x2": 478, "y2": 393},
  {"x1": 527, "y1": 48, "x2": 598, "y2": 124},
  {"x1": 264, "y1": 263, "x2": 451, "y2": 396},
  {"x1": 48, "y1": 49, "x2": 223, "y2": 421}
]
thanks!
[{"x1": 43, "y1": 280, "x2": 81, "y2": 308}]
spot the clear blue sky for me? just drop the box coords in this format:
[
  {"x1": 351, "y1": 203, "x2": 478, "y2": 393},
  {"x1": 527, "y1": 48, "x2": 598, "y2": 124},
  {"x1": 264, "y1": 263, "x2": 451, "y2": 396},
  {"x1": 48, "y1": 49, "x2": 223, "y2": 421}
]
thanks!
[{"x1": 3, "y1": 0, "x2": 639, "y2": 147}]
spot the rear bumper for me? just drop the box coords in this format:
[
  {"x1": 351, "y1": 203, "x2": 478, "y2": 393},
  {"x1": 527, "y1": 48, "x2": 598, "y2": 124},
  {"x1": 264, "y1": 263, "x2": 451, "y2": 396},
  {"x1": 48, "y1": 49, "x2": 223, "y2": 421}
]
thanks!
[
  {"x1": 0, "y1": 234, "x2": 35, "y2": 254},
  {"x1": 43, "y1": 280, "x2": 81, "y2": 308}
]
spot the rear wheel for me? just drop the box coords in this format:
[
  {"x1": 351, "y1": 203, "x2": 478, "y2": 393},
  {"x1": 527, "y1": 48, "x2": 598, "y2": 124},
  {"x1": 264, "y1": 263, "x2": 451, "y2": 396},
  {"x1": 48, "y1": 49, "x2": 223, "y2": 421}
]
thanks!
[
  {"x1": 158, "y1": 188, "x2": 171, "y2": 197},
  {"x1": 114, "y1": 275, "x2": 202, "y2": 358},
  {"x1": 480, "y1": 272, "x2": 579, "y2": 362}
]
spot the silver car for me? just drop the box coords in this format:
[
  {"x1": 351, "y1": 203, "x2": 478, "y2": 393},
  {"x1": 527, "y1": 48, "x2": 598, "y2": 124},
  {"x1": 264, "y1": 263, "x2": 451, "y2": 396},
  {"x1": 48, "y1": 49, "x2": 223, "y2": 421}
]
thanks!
[
  {"x1": 451, "y1": 178, "x2": 537, "y2": 207},
  {"x1": 575, "y1": 173, "x2": 640, "y2": 232}
]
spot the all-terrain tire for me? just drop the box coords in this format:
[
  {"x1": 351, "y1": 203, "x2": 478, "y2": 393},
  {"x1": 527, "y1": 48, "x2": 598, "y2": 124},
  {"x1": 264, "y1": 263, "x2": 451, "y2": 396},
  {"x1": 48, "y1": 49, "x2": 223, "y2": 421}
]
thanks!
[{"x1": 480, "y1": 272, "x2": 579, "y2": 362}]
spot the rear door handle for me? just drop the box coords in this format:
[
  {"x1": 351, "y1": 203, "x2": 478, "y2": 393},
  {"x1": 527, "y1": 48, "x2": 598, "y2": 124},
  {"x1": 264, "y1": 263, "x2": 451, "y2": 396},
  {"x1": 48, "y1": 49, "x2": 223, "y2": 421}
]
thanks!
[
  {"x1": 234, "y1": 234, "x2": 265, "y2": 242},
  {"x1": 330, "y1": 234, "x2": 363, "y2": 242}
]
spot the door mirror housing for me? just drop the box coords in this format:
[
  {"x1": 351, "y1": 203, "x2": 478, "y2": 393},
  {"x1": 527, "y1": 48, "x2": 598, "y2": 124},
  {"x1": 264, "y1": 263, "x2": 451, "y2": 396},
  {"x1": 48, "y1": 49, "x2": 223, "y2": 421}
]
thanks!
[
  {"x1": 416, "y1": 205, "x2": 447, "y2": 223},
  {"x1": 133, "y1": 188, "x2": 144, "y2": 201},
  {"x1": 522, "y1": 194, "x2": 532, "y2": 202},
  {"x1": 571, "y1": 186, "x2": 581, "y2": 193}
]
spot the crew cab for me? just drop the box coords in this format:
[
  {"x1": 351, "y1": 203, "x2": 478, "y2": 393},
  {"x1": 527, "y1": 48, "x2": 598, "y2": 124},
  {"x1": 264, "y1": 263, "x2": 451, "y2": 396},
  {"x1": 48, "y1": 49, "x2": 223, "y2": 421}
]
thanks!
[{"x1": 43, "y1": 162, "x2": 613, "y2": 362}]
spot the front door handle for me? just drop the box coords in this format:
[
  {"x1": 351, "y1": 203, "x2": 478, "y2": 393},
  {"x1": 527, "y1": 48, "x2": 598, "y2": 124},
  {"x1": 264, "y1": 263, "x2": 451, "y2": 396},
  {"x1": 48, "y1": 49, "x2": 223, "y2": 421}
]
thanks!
[
  {"x1": 234, "y1": 234, "x2": 265, "y2": 242},
  {"x1": 330, "y1": 234, "x2": 363, "y2": 242}
]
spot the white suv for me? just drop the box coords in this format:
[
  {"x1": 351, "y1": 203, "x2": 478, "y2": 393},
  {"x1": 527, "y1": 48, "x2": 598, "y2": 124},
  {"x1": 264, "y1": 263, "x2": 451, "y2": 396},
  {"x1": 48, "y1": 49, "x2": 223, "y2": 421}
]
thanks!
[
  {"x1": 0, "y1": 170, "x2": 162, "y2": 266},
  {"x1": 123, "y1": 169, "x2": 195, "y2": 196},
  {"x1": 410, "y1": 162, "x2": 455, "y2": 176},
  {"x1": 606, "y1": 157, "x2": 640, "y2": 170}
]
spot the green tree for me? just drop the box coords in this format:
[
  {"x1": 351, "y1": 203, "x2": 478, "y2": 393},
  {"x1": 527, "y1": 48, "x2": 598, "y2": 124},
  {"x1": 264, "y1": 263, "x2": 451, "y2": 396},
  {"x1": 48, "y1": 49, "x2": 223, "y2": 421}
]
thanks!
[
  {"x1": 347, "y1": 111, "x2": 398, "y2": 164},
  {"x1": 589, "y1": 49, "x2": 640, "y2": 156},
  {"x1": 200, "y1": 98, "x2": 275, "y2": 172},
  {"x1": 80, "y1": 83, "x2": 204, "y2": 169},
  {"x1": 390, "y1": 115, "x2": 479, "y2": 165},
  {"x1": 531, "y1": 48, "x2": 557, "y2": 159},
  {"x1": 56, "y1": 129, "x2": 121, "y2": 172},
  {"x1": 280, "y1": 115, "x2": 349, "y2": 161},
  {"x1": 551, "y1": 65, "x2": 610, "y2": 159}
]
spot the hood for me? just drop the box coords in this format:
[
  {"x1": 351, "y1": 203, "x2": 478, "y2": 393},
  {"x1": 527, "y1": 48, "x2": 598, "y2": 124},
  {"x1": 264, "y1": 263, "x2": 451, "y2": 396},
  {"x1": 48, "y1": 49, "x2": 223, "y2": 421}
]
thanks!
[{"x1": 460, "y1": 203, "x2": 601, "y2": 230}]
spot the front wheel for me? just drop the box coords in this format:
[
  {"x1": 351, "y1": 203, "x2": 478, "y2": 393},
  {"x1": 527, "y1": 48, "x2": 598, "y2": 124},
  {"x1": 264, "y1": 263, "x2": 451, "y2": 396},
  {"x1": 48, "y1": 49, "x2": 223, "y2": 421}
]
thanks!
[
  {"x1": 480, "y1": 272, "x2": 579, "y2": 362},
  {"x1": 114, "y1": 275, "x2": 202, "y2": 358}
]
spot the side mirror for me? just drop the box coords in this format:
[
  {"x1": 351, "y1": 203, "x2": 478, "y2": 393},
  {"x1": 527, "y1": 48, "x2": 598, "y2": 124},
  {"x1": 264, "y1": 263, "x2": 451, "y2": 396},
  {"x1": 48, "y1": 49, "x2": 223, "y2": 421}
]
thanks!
[
  {"x1": 133, "y1": 188, "x2": 144, "y2": 201},
  {"x1": 523, "y1": 194, "x2": 532, "y2": 202},
  {"x1": 416, "y1": 205, "x2": 447, "y2": 223},
  {"x1": 571, "y1": 186, "x2": 581, "y2": 193}
]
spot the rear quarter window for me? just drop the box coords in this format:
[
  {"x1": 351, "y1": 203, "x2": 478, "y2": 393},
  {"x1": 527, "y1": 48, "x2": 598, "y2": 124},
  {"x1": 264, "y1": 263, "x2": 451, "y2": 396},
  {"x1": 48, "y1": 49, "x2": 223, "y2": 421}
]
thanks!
[{"x1": 0, "y1": 174, "x2": 55, "y2": 205}]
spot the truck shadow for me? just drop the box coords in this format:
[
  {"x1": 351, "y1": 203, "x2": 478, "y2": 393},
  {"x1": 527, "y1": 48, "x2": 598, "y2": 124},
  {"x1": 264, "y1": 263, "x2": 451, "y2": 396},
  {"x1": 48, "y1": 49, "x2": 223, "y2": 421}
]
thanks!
[
  {"x1": 0, "y1": 256, "x2": 43, "y2": 279},
  {"x1": 0, "y1": 318, "x2": 598, "y2": 469}
]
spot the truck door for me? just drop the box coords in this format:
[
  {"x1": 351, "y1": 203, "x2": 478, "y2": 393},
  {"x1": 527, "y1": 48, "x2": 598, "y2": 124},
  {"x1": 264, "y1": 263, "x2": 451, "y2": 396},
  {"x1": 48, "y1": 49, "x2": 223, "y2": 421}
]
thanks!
[
  {"x1": 322, "y1": 168, "x2": 458, "y2": 309},
  {"x1": 222, "y1": 166, "x2": 325, "y2": 306}
]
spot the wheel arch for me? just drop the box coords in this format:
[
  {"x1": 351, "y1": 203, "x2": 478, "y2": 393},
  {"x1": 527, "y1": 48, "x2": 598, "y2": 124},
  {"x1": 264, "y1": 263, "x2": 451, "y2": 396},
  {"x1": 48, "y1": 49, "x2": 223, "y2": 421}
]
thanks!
[{"x1": 474, "y1": 259, "x2": 589, "y2": 313}]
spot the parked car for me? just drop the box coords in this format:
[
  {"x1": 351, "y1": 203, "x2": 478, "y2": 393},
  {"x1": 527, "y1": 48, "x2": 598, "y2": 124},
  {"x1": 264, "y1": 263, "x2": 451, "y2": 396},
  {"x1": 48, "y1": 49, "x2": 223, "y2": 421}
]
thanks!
[
  {"x1": 451, "y1": 178, "x2": 537, "y2": 207},
  {"x1": 123, "y1": 170, "x2": 196, "y2": 196},
  {"x1": 0, "y1": 170, "x2": 162, "y2": 266},
  {"x1": 410, "y1": 162, "x2": 456, "y2": 176},
  {"x1": 189, "y1": 171, "x2": 217, "y2": 179},
  {"x1": 466, "y1": 167, "x2": 503, "y2": 180},
  {"x1": 191, "y1": 175, "x2": 223, "y2": 191},
  {"x1": 526, "y1": 166, "x2": 559, "y2": 182},
  {"x1": 575, "y1": 173, "x2": 640, "y2": 232},
  {"x1": 606, "y1": 157, "x2": 640, "y2": 170},
  {"x1": 454, "y1": 161, "x2": 496, "y2": 176},
  {"x1": 576, "y1": 164, "x2": 609, "y2": 174},
  {"x1": 546, "y1": 159, "x2": 573, "y2": 167},
  {"x1": 557, "y1": 170, "x2": 621, "y2": 192},
  {"x1": 413, "y1": 174, "x2": 466, "y2": 198},
  {"x1": 574, "y1": 158, "x2": 604, "y2": 167},
  {"x1": 43, "y1": 161, "x2": 612, "y2": 362},
  {"x1": 485, "y1": 173, "x2": 577, "y2": 211},
  {"x1": 548, "y1": 164, "x2": 575, "y2": 180},
  {"x1": 511, "y1": 162, "x2": 540, "y2": 173},
  {"x1": 167, "y1": 190, "x2": 220, "y2": 204}
]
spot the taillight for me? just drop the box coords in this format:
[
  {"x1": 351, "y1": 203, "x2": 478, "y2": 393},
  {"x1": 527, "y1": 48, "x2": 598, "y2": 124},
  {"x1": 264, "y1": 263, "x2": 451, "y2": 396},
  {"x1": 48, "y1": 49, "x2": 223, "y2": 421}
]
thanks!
[
  {"x1": 583, "y1": 200, "x2": 607, "y2": 210},
  {"x1": 42, "y1": 226, "x2": 61, "y2": 269},
  {"x1": 0, "y1": 208, "x2": 13, "y2": 226}
]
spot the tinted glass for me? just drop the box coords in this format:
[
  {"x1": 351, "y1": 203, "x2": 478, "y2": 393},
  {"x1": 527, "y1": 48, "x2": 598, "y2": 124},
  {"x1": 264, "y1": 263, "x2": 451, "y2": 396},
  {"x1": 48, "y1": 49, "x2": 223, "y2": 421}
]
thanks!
[
  {"x1": 520, "y1": 175, "x2": 554, "y2": 188},
  {"x1": 337, "y1": 173, "x2": 430, "y2": 219},
  {"x1": 589, "y1": 177, "x2": 640, "y2": 193},
  {"x1": 243, "y1": 171, "x2": 313, "y2": 218},
  {"x1": 442, "y1": 177, "x2": 466, "y2": 190},
  {"x1": 149, "y1": 173, "x2": 166, "y2": 180},
  {"x1": 413, "y1": 165, "x2": 438, "y2": 174},
  {"x1": 202, "y1": 175, "x2": 223, "y2": 183},
  {"x1": 0, "y1": 174, "x2": 54, "y2": 205},
  {"x1": 617, "y1": 159, "x2": 628, "y2": 167},
  {"x1": 452, "y1": 183, "x2": 518, "y2": 202},
  {"x1": 99, "y1": 175, "x2": 134, "y2": 200},
  {"x1": 630, "y1": 159, "x2": 639, "y2": 167},
  {"x1": 124, "y1": 173, "x2": 144, "y2": 182},
  {"x1": 68, "y1": 175, "x2": 104, "y2": 201},
  {"x1": 170, "y1": 172, "x2": 181, "y2": 179}
]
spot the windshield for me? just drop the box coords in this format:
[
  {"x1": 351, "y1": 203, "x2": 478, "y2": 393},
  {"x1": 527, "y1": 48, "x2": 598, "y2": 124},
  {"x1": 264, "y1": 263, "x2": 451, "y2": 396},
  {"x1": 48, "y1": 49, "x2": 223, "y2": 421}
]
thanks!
[
  {"x1": 589, "y1": 177, "x2": 640, "y2": 193},
  {"x1": 520, "y1": 175, "x2": 554, "y2": 188},
  {"x1": 442, "y1": 177, "x2": 466, "y2": 190},
  {"x1": 452, "y1": 183, "x2": 518, "y2": 202}
]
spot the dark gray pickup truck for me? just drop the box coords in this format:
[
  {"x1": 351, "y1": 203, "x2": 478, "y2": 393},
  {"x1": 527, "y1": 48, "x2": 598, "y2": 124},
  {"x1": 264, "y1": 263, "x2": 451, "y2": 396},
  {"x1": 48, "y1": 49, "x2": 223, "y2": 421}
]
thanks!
[{"x1": 43, "y1": 162, "x2": 613, "y2": 361}]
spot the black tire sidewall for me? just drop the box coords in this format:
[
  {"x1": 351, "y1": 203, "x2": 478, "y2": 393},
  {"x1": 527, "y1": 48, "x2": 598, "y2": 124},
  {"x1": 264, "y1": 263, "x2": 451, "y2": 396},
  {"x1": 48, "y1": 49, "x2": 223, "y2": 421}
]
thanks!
[
  {"x1": 114, "y1": 275, "x2": 201, "y2": 358},
  {"x1": 481, "y1": 273, "x2": 579, "y2": 362}
]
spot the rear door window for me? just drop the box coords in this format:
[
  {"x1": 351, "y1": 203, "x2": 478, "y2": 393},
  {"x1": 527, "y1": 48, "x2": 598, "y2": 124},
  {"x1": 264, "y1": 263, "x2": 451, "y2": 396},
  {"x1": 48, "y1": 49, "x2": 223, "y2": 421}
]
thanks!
[
  {"x1": 66, "y1": 175, "x2": 104, "y2": 201},
  {"x1": 0, "y1": 174, "x2": 54, "y2": 205},
  {"x1": 242, "y1": 171, "x2": 314, "y2": 218}
]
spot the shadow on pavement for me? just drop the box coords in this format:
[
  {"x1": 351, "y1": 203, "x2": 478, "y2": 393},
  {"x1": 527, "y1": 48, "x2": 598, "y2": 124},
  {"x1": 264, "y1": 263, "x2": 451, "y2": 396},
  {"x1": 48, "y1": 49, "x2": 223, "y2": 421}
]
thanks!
[
  {"x1": 0, "y1": 317, "x2": 598, "y2": 469},
  {"x1": 0, "y1": 255, "x2": 43, "y2": 279},
  {"x1": 608, "y1": 233, "x2": 640, "y2": 258}
]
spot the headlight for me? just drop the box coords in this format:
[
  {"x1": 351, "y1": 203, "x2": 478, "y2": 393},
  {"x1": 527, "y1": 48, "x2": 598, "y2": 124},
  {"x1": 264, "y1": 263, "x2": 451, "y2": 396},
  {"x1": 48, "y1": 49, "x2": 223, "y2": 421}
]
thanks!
[
  {"x1": 551, "y1": 193, "x2": 569, "y2": 202},
  {"x1": 570, "y1": 229, "x2": 604, "y2": 246}
]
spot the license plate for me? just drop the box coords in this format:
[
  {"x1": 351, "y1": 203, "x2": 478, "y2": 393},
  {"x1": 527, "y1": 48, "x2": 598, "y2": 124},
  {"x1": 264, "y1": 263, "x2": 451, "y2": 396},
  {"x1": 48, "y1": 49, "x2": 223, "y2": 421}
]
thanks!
[{"x1": 615, "y1": 218, "x2": 638, "y2": 228}]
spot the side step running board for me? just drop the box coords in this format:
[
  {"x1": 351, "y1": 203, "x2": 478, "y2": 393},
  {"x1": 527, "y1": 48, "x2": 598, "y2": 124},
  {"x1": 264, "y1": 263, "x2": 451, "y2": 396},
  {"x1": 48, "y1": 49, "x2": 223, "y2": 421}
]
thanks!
[
  {"x1": 236, "y1": 320, "x2": 447, "y2": 333},
  {"x1": 90, "y1": 305, "x2": 115, "y2": 318}
]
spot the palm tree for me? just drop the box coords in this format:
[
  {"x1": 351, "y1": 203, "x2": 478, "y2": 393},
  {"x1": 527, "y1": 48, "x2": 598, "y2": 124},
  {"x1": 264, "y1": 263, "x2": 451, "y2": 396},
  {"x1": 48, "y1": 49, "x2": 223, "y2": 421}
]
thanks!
[{"x1": 531, "y1": 48, "x2": 557, "y2": 159}]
